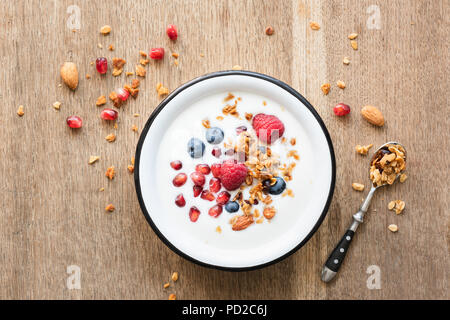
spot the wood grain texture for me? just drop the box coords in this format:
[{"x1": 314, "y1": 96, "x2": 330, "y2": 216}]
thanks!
[{"x1": 0, "y1": 0, "x2": 448, "y2": 299}]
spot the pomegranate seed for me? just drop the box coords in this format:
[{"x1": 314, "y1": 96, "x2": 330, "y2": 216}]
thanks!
[
  {"x1": 189, "y1": 206, "x2": 200, "y2": 222},
  {"x1": 212, "y1": 147, "x2": 222, "y2": 158},
  {"x1": 195, "y1": 164, "x2": 211, "y2": 175},
  {"x1": 208, "y1": 205, "x2": 223, "y2": 218},
  {"x1": 216, "y1": 191, "x2": 231, "y2": 205},
  {"x1": 211, "y1": 163, "x2": 222, "y2": 178},
  {"x1": 193, "y1": 185, "x2": 203, "y2": 197},
  {"x1": 200, "y1": 190, "x2": 215, "y2": 201},
  {"x1": 116, "y1": 88, "x2": 130, "y2": 101},
  {"x1": 333, "y1": 103, "x2": 351, "y2": 116},
  {"x1": 209, "y1": 178, "x2": 221, "y2": 193},
  {"x1": 175, "y1": 194, "x2": 186, "y2": 207},
  {"x1": 236, "y1": 126, "x2": 247, "y2": 134},
  {"x1": 66, "y1": 115, "x2": 82, "y2": 128},
  {"x1": 173, "y1": 173, "x2": 187, "y2": 187},
  {"x1": 149, "y1": 48, "x2": 165, "y2": 60},
  {"x1": 166, "y1": 24, "x2": 178, "y2": 40},
  {"x1": 100, "y1": 108, "x2": 118, "y2": 121},
  {"x1": 170, "y1": 160, "x2": 182, "y2": 170},
  {"x1": 96, "y1": 57, "x2": 108, "y2": 74},
  {"x1": 190, "y1": 172, "x2": 205, "y2": 186}
]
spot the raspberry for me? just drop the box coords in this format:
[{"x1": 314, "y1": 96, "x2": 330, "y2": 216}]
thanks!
[
  {"x1": 219, "y1": 159, "x2": 248, "y2": 191},
  {"x1": 252, "y1": 113, "x2": 285, "y2": 144}
]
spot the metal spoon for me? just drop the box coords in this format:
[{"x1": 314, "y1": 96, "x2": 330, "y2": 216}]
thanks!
[{"x1": 321, "y1": 141, "x2": 407, "y2": 282}]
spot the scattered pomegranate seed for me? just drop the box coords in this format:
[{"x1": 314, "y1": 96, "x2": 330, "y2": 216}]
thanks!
[
  {"x1": 216, "y1": 191, "x2": 231, "y2": 205},
  {"x1": 166, "y1": 24, "x2": 178, "y2": 40},
  {"x1": 212, "y1": 147, "x2": 222, "y2": 158},
  {"x1": 170, "y1": 160, "x2": 182, "y2": 170},
  {"x1": 66, "y1": 115, "x2": 82, "y2": 128},
  {"x1": 173, "y1": 173, "x2": 187, "y2": 187},
  {"x1": 333, "y1": 103, "x2": 351, "y2": 116},
  {"x1": 211, "y1": 163, "x2": 222, "y2": 178},
  {"x1": 190, "y1": 172, "x2": 205, "y2": 186},
  {"x1": 236, "y1": 126, "x2": 247, "y2": 134},
  {"x1": 100, "y1": 108, "x2": 118, "y2": 121},
  {"x1": 116, "y1": 88, "x2": 130, "y2": 101},
  {"x1": 175, "y1": 194, "x2": 186, "y2": 207},
  {"x1": 96, "y1": 57, "x2": 108, "y2": 74},
  {"x1": 189, "y1": 206, "x2": 200, "y2": 222},
  {"x1": 193, "y1": 185, "x2": 203, "y2": 197},
  {"x1": 149, "y1": 48, "x2": 165, "y2": 60},
  {"x1": 195, "y1": 164, "x2": 211, "y2": 175},
  {"x1": 209, "y1": 178, "x2": 221, "y2": 193},
  {"x1": 208, "y1": 205, "x2": 223, "y2": 218},
  {"x1": 200, "y1": 190, "x2": 215, "y2": 201}
]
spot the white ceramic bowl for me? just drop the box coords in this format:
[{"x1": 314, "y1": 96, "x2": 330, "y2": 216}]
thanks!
[{"x1": 134, "y1": 71, "x2": 335, "y2": 271}]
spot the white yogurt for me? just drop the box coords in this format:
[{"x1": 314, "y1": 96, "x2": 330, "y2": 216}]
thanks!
[{"x1": 155, "y1": 91, "x2": 315, "y2": 251}]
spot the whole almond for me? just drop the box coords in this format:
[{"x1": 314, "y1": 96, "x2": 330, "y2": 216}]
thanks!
[
  {"x1": 60, "y1": 62, "x2": 78, "y2": 90},
  {"x1": 232, "y1": 215, "x2": 254, "y2": 231},
  {"x1": 361, "y1": 105, "x2": 384, "y2": 126}
]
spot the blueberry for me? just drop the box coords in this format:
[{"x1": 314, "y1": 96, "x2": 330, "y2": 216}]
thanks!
[
  {"x1": 205, "y1": 127, "x2": 224, "y2": 145},
  {"x1": 258, "y1": 146, "x2": 267, "y2": 154},
  {"x1": 187, "y1": 138, "x2": 205, "y2": 158},
  {"x1": 225, "y1": 201, "x2": 240, "y2": 213},
  {"x1": 263, "y1": 176, "x2": 286, "y2": 195}
]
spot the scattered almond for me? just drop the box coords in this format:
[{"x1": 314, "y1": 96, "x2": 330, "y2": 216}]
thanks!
[
  {"x1": 231, "y1": 215, "x2": 254, "y2": 231},
  {"x1": 105, "y1": 204, "x2": 115, "y2": 212},
  {"x1": 361, "y1": 105, "x2": 385, "y2": 126},
  {"x1": 100, "y1": 25, "x2": 111, "y2": 35},
  {"x1": 309, "y1": 21, "x2": 320, "y2": 30},
  {"x1": 321, "y1": 83, "x2": 331, "y2": 95},
  {"x1": 352, "y1": 182, "x2": 365, "y2": 191},
  {"x1": 60, "y1": 62, "x2": 79, "y2": 90}
]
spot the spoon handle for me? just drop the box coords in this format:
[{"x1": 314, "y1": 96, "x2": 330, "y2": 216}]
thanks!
[{"x1": 321, "y1": 186, "x2": 377, "y2": 282}]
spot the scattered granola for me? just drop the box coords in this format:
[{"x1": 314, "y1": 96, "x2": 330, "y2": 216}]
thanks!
[
  {"x1": 202, "y1": 119, "x2": 211, "y2": 129},
  {"x1": 109, "y1": 91, "x2": 121, "y2": 107},
  {"x1": 171, "y1": 272, "x2": 178, "y2": 282},
  {"x1": 388, "y1": 200, "x2": 406, "y2": 214},
  {"x1": 399, "y1": 173, "x2": 408, "y2": 183},
  {"x1": 96, "y1": 95, "x2": 107, "y2": 106},
  {"x1": 53, "y1": 101, "x2": 61, "y2": 110},
  {"x1": 156, "y1": 83, "x2": 169, "y2": 97},
  {"x1": 139, "y1": 50, "x2": 147, "y2": 57},
  {"x1": 108, "y1": 44, "x2": 114, "y2": 51},
  {"x1": 131, "y1": 125, "x2": 138, "y2": 132},
  {"x1": 309, "y1": 21, "x2": 320, "y2": 30},
  {"x1": 355, "y1": 144, "x2": 373, "y2": 155},
  {"x1": 245, "y1": 113, "x2": 253, "y2": 121},
  {"x1": 88, "y1": 156, "x2": 100, "y2": 164},
  {"x1": 290, "y1": 138, "x2": 296, "y2": 146},
  {"x1": 348, "y1": 33, "x2": 358, "y2": 40},
  {"x1": 216, "y1": 226, "x2": 222, "y2": 233},
  {"x1": 105, "y1": 133, "x2": 116, "y2": 142},
  {"x1": 337, "y1": 80, "x2": 346, "y2": 89},
  {"x1": 265, "y1": 26, "x2": 274, "y2": 35},
  {"x1": 112, "y1": 58, "x2": 126, "y2": 76},
  {"x1": 172, "y1": 52, "x2": 179, "y2": 59},
  {"x1": 352, "y1": 182, "x2": 365, "y2": 191},
  {"x1": 388, "y1": 224, "x2": 398, "y2": 233},
  {"x1": 168, "y1": 294, "x2": 176, "y2": 300},
  {"x1": 100, "y1": 25, "x2": 111, "y2": 35},
  {"x1": 17, "y1": 105, "x2": 24, "y2": 116},
  {"x1": 343, "y1": 57, "x2": 350, "y2": 65},
  {"x1": 85, "y1": 74, "x2": 91, "y2": 79},
  {"x1": 105, "y1": 166, "x2": 115, "y2": 180},
  {"x1": 135, "y1": 65, "x2": 146, "y2": 77},
  {"x1": 263, "y1": 206, "x2": 276, "y2": 219},
  {"x1": 224, "y1": 93, "x2": 235, "y2": 102},
  {"x1": 321, "y1": 83, "x2": 331, "y2": 95},
  {"x1": 105, "y1": 204, "x2": 115, "y2": 212},
  {"x1": 163, "y1": 283, "x2": 170, "y2": 289},
  {"x1": 232, "y1": 65, "x2": 242, "y2": 70},
  {"x1": 350, "y1": 40, "x2": 358, "y2": 50}
]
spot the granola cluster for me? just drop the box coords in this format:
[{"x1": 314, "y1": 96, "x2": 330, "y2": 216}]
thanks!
[{"x1": 369, "y1": 144, "x2": 406, "y2": 187}]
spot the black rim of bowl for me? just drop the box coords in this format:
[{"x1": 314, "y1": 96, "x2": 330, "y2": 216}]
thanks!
[{"x1": 134, "y1": 70, "x2": 336, "y2": 271}]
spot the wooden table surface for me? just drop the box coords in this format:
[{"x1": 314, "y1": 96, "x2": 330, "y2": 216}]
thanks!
[{"x1": 0, "y1": 0, "x2": 448, "y2": 300}]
